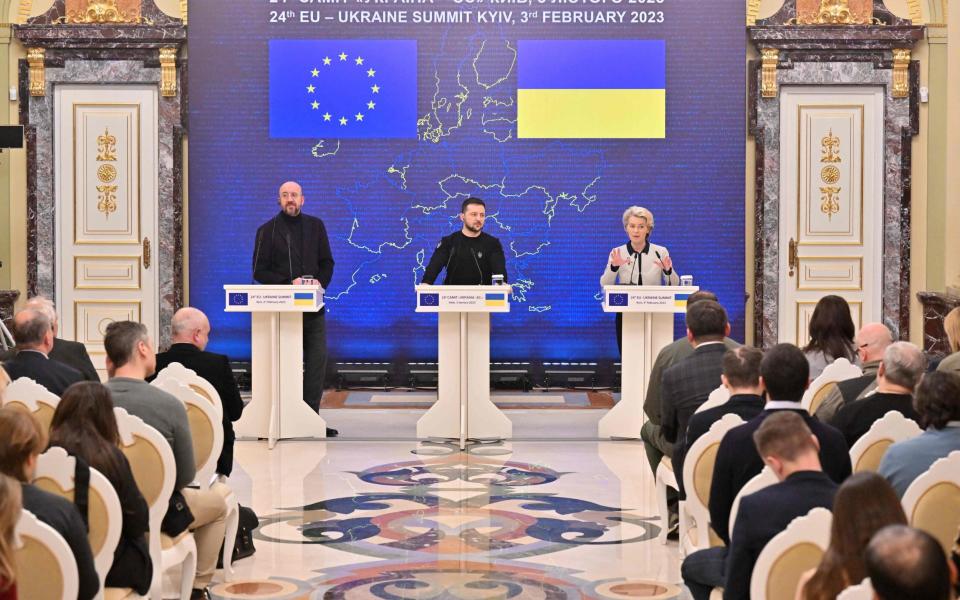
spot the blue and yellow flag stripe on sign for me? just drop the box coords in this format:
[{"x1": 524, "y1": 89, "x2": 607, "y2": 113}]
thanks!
[
  {"x1": 674, "y1": 293, "x2": 690, "y2": 308},
  {"x1": 293, "y1": 292, "x2": 314, "y2": 306},
  {"x1": 517, "y1": 39, "x2": 665, "y2": 139},
  {"x1": 485, "y1": 293, "x2": 507, "y2": 307}
]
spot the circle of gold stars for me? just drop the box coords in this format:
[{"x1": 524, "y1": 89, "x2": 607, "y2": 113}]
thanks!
[{"x1": 306, "y1": 51, "x2": 380, "y2": 127}]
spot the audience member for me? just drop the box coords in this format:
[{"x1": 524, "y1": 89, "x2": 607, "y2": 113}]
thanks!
[
  {"x1": 641, "y1": 291, "x2": 739, "y2": 478},
  {"x1": 151, "y1": 308, "x2": 245, "y2": 478},
  {"x1": 803, "y1": 295, "x2": 859, "y2": 380},
  {"x1": 707, "y1": 344, "x2": 850, "y2": 546},
  {"x1": 796, "y1": 472, "x2": 907, "y2": 600},
  {"x1": 815, "y1": 322, "x2": 893, "y2": 424},
  {"x1": 879, "y1": 371, "x2": 960, "y2": 496},
  {"x1": 103, "y1": 321, "x2": 228, "y2": 598},
  {"x1": 23, "y1": 296, "x2": 99, "y2": 382},
  {"x1": 0, "y1": 475, "x2": 20, "y2": 600},
  {"x1": 48, "y1": 382, "x2": 152, "y2": 595},
  {"x1": 683, "y1": 412, "x2": 838, "y2": 600},
  {"x1": 866, "y1": 525, "x2": 953, "y2": 600},
  {"x1": 938, "y1": 307, "x2": 960, "y2": 376},
  {"x1": 1, "y1": 308, "x2": 83, "y2": 396},
  {"x1": 833, "y1": 341, "x2": 925, "y2": 447},
  {"x1": 0, "y1": 406, "x2": 98, "y2": 599}
]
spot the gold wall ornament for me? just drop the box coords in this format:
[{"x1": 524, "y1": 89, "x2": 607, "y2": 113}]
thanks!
[
  {"x1": 160, "y1": 47, "x2": 178, "y2": 97},
  {"x1": 27, "y1": 48, "x2": 45, "y2": 97},
  {"x1": 180, "y1": 0, "x2": 188, "y2": 24},
  {"x1": 18, "y1": 1, "x2": 33, "y2": 25},
  {"x1": 65, "y1": 0, "x2": 140, "y2": 24},
  {"x1": 796, "y1": 0, "x2": 872, "y2": 24},
  {"x1": 821, "y1": 129, "x2": 841, "y2": 163},
  {"x1": 761, "y1": 48, "x2": 779, "y2": 98},
  {"x1": 97, "y1": 128, "x2": 117, "y2": 161},
  {"x1": 820, "y1": 165, "x2": 841, "y2": 184},
  {"x1": 97, "y1": 164, "x2": 117, "y2": 183},
  {"x1": 892, "y1": 49, "x2": 911, "y2": 98},
  {"x1": 96, "y1": 185, "x2": 118, "y2": 217},
  {"x1": 820, "y1": 186, "x2": 841, "y2": 220}
]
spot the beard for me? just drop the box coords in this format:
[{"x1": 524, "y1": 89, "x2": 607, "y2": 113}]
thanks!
[
  {"x1": 464, "y1": 221, "x2": 483, "y2": 233},
  {"x1": 283, "y1": 203, "x2": 301, "y2": 216}
]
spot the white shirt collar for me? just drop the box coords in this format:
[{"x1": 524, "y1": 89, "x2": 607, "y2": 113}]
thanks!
[
  {"x1": 946, "y1": 421, "x2": 960, "y2": 428},
  {"x1": 765, "y1": 400, "x2": 806, "y2": 411},
  {"x1": 694, "y1": 341, "x2": 725, "y2": 348}
]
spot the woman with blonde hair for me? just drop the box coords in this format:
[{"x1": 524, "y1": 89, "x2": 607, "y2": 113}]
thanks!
[
  {"x1": 937, "y1": 307, "x2": 960, "y2": 375},
  {"x1": 0, "y1": 474, "x2": 21, "y2": 600}
]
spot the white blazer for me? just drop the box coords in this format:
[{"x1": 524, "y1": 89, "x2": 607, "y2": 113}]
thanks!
[{"x1": 600, "y1": 242, "x2": 680, "y2": 286}]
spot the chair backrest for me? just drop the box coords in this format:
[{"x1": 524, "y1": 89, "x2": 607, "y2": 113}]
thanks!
[
  {"x1": 695, "y1": 385, "x2": 731, "y2": 415},
  {"x1": 2, "y1": 377, "x2": 59, "y2": 432},
  {"x1": 801, "y1": 358, "x2": 862, "y2": 413},
  {"x1": 33, "y1": 446, "x2": 122, "y2": 592},
  {"x1": 151, "y1": 377, "x2": 223, "y2": 488},
  {"x1": 901, "y1": 450, "x2": 960, "y2": 554},
  {"x1": 750, "y1": 507, "x2": 832, "y2": 600},
  {"x1": 154, "y1": 362, "x2": 224, "y2": 420},
  {"x1": 849, "y1": 410, "x2": 923, "y2": 473},
  {"x1": 683, "y1": 413, "x2": 745, "y2": 546},
  {"x1": 14, "y1": 509, "x2": 80, "y2": 600},
  {"x1": 729, "y1": 466, "x2": 778, "y2": 539},
  {"x1": 836, "y1": 578, "x2": 873, "y2": 600}
]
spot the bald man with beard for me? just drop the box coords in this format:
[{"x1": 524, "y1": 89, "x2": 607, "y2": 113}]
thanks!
[{"x1": 815, "y1": 322, "x2": 894, "y2": 425}]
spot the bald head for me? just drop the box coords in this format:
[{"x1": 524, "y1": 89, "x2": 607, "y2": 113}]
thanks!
[
  {"x1": 855, "y1": 322, "x2": 893, "y2": 363},
  {"x1": 170, "y1": 307, "x2": 210, "y2": 350},
  {"x1": 12, "y1": 308, "x2": 53, "y2": 353},
  {"x1": 278, "y1": 181, "x2": 304, "y2": 217},
  {"x1": 866, "y1": 525, "x2": 951, "y2": 600},
  {"x1": 24, "y1": 296, "x2": 58, "y2": 333}
]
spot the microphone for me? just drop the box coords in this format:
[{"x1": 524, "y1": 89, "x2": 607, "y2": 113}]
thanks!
[
  {"x1": 252, "y1": 228, "x2": 264, "y2": 284},
  {"x1": 630, "y1": 247, "x2": 638, "y2": 286},
  {"x1": 470, "y1": 248, "x2": 483, "y2": 285},
  {"x1": 655, "y1": 250, "x2": 672, "y2": 276},
  {"x1": 443, "y1": 241, "x2": 458, "y2": 282},
  {"x1": 284, "y1": 232, "x2": 293, "y2": 283}
]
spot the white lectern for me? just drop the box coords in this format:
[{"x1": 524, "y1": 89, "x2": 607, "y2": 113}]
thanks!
[
  {"x1": 599, "y1": 285, "x2": 699, "y2": 439},
  {"x1": 224, "y1": 284, "x2": 327, "y2": 448},
  {"x1": 415, "y1": 284, "x2": 513, "y2": 449}
]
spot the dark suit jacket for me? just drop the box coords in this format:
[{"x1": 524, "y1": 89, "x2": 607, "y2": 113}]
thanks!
[
  {"x1": 708, "y1": 407, "x2": 851, "y2": 545},
  {"x1": 833, "y1": 391, "x2": 920, "y2": 448},
  {"x1": 49, "y1": 337, "x2": 99, "y2": 382},
  {"x1": 724, "y1": 471, "x2": 837, "y2": 600},
  {"x1": 152, "y1": 343, "x2": 245, "y2": 476},
  {"x1": 2, "y1": 350, "x2": 84, "y2": 396},
  {"x1": 682, "y1": 393, "x2": 765, "y2": 464}
]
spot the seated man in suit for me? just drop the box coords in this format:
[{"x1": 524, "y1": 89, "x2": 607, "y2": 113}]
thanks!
[
  {"x1": 2, "y1": 307, "x2": 84, "y2": 396},
  {"x1": 152, "y1": 307, "x2": 245, "y2": 479},
  {"x1": 22, "y1": 296, "x2": 99, "y2": 382},
  {"x1": 833, "y1": 341, "x2": 924, "y2": 447},
  {"x1": 866, "y1": 525, "x2": 954, "y2": 600},
  {"x1": 815, "y1": 322, "x2": 892, "y2": 424}
]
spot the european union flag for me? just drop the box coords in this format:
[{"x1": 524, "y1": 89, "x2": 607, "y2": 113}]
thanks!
[
  {"x1": 269, "y1": 40, "x2": 418, "y2": 139},
  {"x1": 229, "y1": 293, "x2": 249, "y2": 306},
  {"x1": 419, "y1": 293, "x2": 439, "y2": 307},
  {"x1": 609, "y1": 293, "x2": 629, "y2": 307}
]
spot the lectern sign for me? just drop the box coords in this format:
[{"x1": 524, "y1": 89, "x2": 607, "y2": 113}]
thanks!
[
  {"x1": 415, "y1": 284, "x2": 512, "y2": 313},
  {"x1": 224, "y1": 284, "x2": 323, "y2": 313},
  {"x1": 602, "y1": 285, "x2": 698, "y2": 314}
]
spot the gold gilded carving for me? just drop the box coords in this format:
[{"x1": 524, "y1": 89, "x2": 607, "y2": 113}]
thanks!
[
  {"x1": 160, "y1": 48, "x2": 178, "y2": 97},
  {"x1": 27, "y1": 48, "x2": 45, "y2": 97},
  {"x1": 796, "y1": 0, "x2": 872, "y2": 24},
  {"x1": 18, "y1": 1, "x2": 33, "y2": 25},
  {"x1": 761, "y1": 48, "x2": 778, "y2": 98},
  {"x1": 180, "y1": 0, "x2": 188, "y2": 24},
  {"x1": 821, "y1": 129, "x2": 841, "y2": 163},
  {"x1": 820, "y1": 165, "x2": 840, "y2": 184},
  {"x1": 97, "y1": 164, "x2": 117, "y2": 183},
  {"x1": 892, "y1": 49, "x2": 910, "y2": 98},
  {"x1": 97, "y1": 128, "x2": 117, "y2": 161},
  {"x1": 96, "y1": 185, "x2": 118, "y2": 217},
  {"x1": 64, "y1": 0, "x2": 143, "y2": 24},
  {"x1": 820, "y1": 186, "x2": 841, "y2": 220}
]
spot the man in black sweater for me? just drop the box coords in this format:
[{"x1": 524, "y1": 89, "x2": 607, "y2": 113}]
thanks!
[
  {"x1": 422, "y1": 197, "x2": 508, "y2": 285},
  {"x1": 252, "y1": 181, "x2": 336, "y2": 435}
]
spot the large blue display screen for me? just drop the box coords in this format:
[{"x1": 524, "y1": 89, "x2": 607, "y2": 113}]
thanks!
[{"x1": 188, "y1": 0, "x2": 746, "y2": 361}]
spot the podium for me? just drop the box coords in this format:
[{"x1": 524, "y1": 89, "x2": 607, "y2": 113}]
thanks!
[
  {"x1": 598, "y1": 285, "x2": 699, "y2": 439},
  {"x1": 415, "y1": 284, "x2": 513, "y2": 449},
  {"x1": 224, "y1": 284, "x2": 328, "y2": 448}
]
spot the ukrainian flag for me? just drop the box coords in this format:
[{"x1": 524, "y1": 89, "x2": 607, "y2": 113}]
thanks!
[
  {"x1": 674, "y1": 293, "x2": 691, "y2": 309},
  {"x1": 485, "y1": 293, "x2": 507, "y2": 307},
  {"x1": 293, "y1": 292, "x2": 314, "y2": 307},
  {"x1": 517, "y1": 40, "x2": 665, "y2": 139}
]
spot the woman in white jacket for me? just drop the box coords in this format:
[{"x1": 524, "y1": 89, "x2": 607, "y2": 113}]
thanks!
[{"x1": 601, "y1": 206, "x2": 679, "y2": 353}]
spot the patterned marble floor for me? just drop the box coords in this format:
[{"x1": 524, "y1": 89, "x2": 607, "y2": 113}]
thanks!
[{"x1": 210, "y1": 439, "x2": 686, "y2": 599}]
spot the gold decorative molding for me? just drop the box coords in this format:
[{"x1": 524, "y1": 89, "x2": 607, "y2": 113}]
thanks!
[
  {"x1": 892, "y1": 49, "x2": 910, "y2": 98},
  {"x1": 819, "y1": 127, "x2": 842, "y2": 221},
  {"x1": 159, "y1": 47, "x2": 177, "y2": 97},
  {"x1": 820, "y1": 186, "x2": 841, "y2": 220},
  {"x1": 796, "y1": 0, "x2": 872, "y2": 25},
  {"x1": 96, "y1": 128, "x2": 117, "y2": 161},
  {"x1": 760, "y1": 48, "x2": 778, "y2": 98},
  {"x1": 180, "y1": 0, "x2": 188, "y2": 24},
  {"x1": 821, "y1": 129, "x2": 841, "y2": 163},
  {"x1": 27, "y1": 47, "x2": 45, "y2": 97},
  {"x1": 17, "y1": 0, "x2": 33, "y2": 25},
  {"x1": 746, "y1": 0, "x2": 760, "y2": 26},
  {"x1": 65, "y1": 0, "x2": 139, "y2": 24},
  {"x1": 905, "y1": 0, "x2": 922, "y2": 24},
  {"x1": 96, "y1": 185, "x2": 118, "y2": 217}
]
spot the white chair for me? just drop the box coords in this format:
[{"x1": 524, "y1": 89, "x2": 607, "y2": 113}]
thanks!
[
  {"x1": 837, "y1": 578, "x2": 873, "y2": 600},
  {"x1": 654, "y1": 456, "x2": 678, "y2": 544},
  {"x1": 34, "y1": 447, "x2": 130, "y2": 598},
  {"x1": 801, "y1": 358, "x2": 862, "y2": 414},
  {"x1": 115, "y1": 407, "x2": 197, "y2": 600},
  {"x1": 694, "y1": 385, "x2": 730, "y2": 414},
  {"x1": 679, "y1": 413, "x2": 744, "y2": 556},
  {"x1": 728, "y1": 466, "x2": 777, "y2": 540},
  {"x1": 2, "y1": 376, "x2": 60, "y2": 431},
  {"x1": 151, "y1": 377, "x2": 239, "y2": 581},
  {"x1": 901, "y1": 450, "x2": 960, "y2": 554},
  {"x1": 14, "y1": 508, "x2": 80, "y2": 600},
  {"x1": 848, "y1": 411, "x2": 922, "y2": 473},
  {"x1": 153, "y1": 363, "x2": 224, "y2": 422},
  {"x1": 750, "y1": 507, "x2": 832, "y2": 600}
]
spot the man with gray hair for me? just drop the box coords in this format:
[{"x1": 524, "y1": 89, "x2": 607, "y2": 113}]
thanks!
[
  {"x1": 23, "y1": 296, "x2": 99, "y2": 382},
  {"x1": 816, "y1": 322, "x2": 893, "y2": 424},
  {"x1": 2, "y1": 307, "x2": 84, "y2": 395},
  {"x1": 833, "y1": 341, "x2": 925, "y2": 446},
  {"x1": 866, "y1": 525, "x2": 954, "y2": 600}
]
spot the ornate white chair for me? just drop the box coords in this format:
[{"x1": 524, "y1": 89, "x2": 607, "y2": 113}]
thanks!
[
  {"x1": 849, "y1": 411, "x2": 922, "y2": 473},
  {"x1": 14, "y1": 509, "x2": 79, "y2": 600},
  {"x1": 801, "y1": 358, "x2": 862, "y2": 414},
  {"x1": 2, "y1": 376, "x2": 60, "y2": 432},
  {"x1": 694, "y1": 385, "x2": 730, "y2": 415},
  {"x1": 153, "y1": 363, "x2": 224, "y2": 422},
  {"x1": 836, "y1": 578, "x2": 873, "y2": 600},
  {"x1": 901, "y1": 450, "x2": 960, "y2": 554},
  {"x1": 750, "y1": 507, "x2": 832, "y2": 600},
  {"x1": 728, "y1": 466, "x2": 777, "y2": 540},
  {"x1": 114, "y1": 407, "x2": 197, "y2": 600},
  {"x1": 679, "y1": 413, "x2": 744, "y2": 556},
  {"x1": 654, "y1": 456, "x2": 678, "y2": 544}
]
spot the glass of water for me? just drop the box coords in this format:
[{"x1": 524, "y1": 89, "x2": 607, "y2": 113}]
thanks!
[{"x1": 680, "y1": 275, "x2": 693, "y2": 286}]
